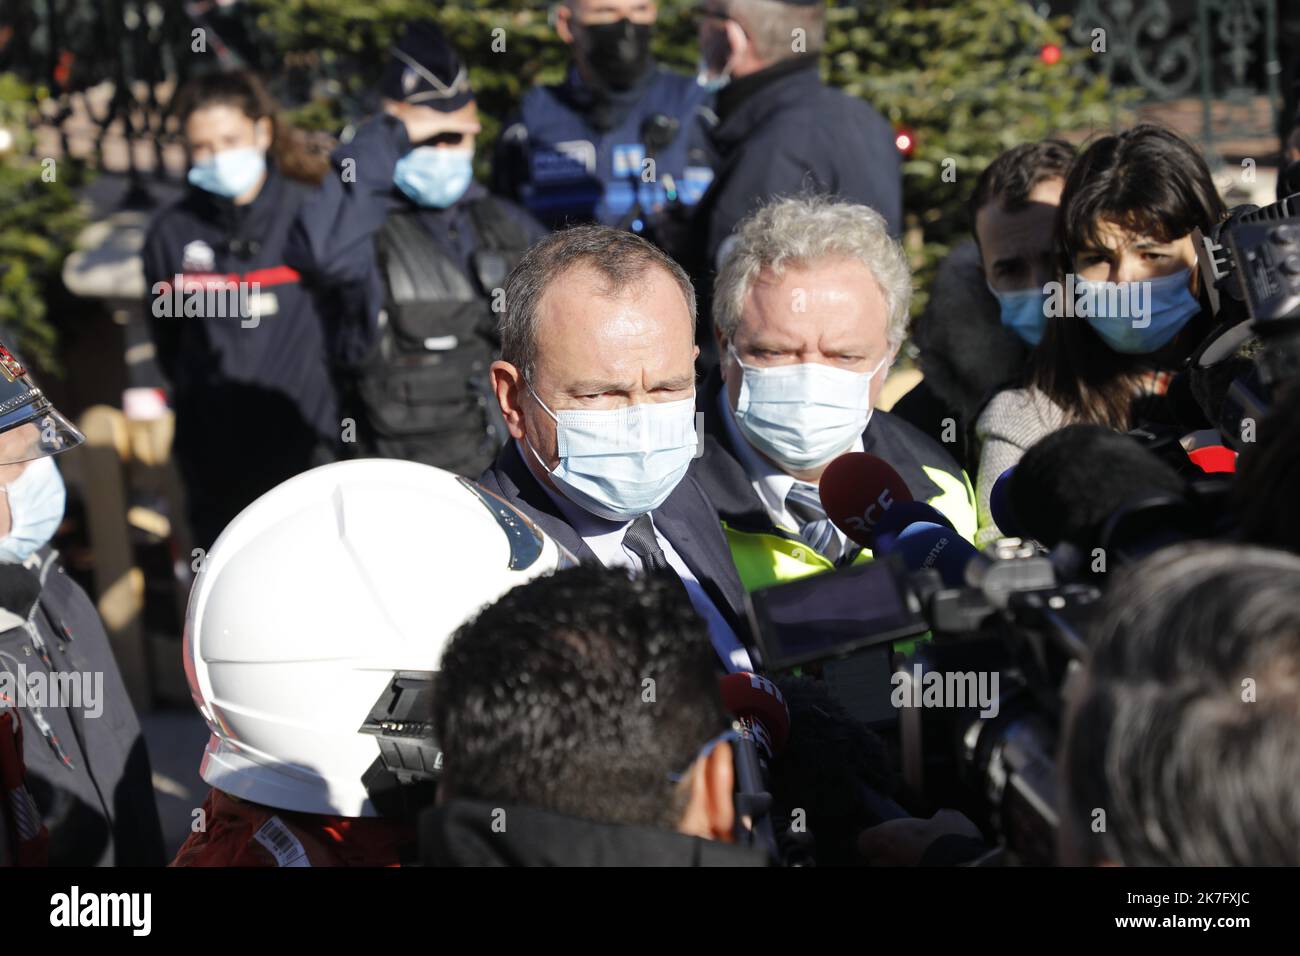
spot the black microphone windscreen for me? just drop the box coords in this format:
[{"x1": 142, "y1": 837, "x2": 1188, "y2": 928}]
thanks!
[{"x1": 1009, "y1": 424, "x2": 1186, "y2": 548}]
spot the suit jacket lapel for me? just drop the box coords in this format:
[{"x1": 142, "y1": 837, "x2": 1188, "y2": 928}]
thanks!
[
  {"x1": 653, "y1": 478, "x2": 750, "y2": 638},
  {"x1": 491, "y1": 442, "x2": 599, "y2": 564}
]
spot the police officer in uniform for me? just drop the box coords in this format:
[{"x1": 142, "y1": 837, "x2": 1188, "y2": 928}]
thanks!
[
  {"x1": 288, "y1": 21, "x2": 546, "y2": 476},
  {"x1": 491, "y1": 0, "x2": 715, "y2": 238}
]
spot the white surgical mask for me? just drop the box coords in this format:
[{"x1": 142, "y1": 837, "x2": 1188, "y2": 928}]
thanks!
[
  {"x1": 524, "y1": 381, "x2": 698, "y2": 522},
  {"x1": 0, "y1": 456, "x2": 65, "y2": 564},
  {"x1": 729, "y1": 345, "x2": 889, "y2": 471},
  {"x1": 188, "y1": 146, "x2": 267, "y2": 199}
]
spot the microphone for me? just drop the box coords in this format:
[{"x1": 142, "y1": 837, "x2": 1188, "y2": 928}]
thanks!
[
  {"x1": 866, "y1": 500, "x2": 955, "y2": 552},
  {"x1": 720, "y1": 671, "x2": 790, "y2": 761},
  {"x1": 819, "y1": 452, "x2": 915, "y2": 549},
  {"x1": 1008, "y1": 425, "x2": 1186, "y2": 549},
  {"x1": 1187, "y1": 444, "x2": 1236, "y2": 474},
  {"x1": 988, "y1": 466, "x2": 1024, "y2": 539},
  {"x1": 877, "y1": 522, "x2": 986, "y2": 587},
  {"x1": 719, "y1": 671, "x2": 787, "y2": 858}
]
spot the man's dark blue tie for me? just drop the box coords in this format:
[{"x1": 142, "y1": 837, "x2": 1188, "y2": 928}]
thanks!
[{"x1": 622, "y1": 514, "x2": 671, "y2": 573}]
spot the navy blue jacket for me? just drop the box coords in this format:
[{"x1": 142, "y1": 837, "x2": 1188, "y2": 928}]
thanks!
[
  {"x1": 477, "y1": 440, "x2": 751, "y2": 642},
  {"x1": 142, "y1": 166, "x2": 337, "y2": 441},
  {"x1": 693, "y1": 57, "x2": 902, "y2": 273},
  {"x1": 1, "y1": 548, "x2": 165, "y2": 865},
  {"x1": 285, "y1": 114, "x2": 547, "y2": 367},
  {"x1": 492, "y1": 64, "x2": 715, "y2": 230}
]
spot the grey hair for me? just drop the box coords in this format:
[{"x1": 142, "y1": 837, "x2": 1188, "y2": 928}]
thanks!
[
  {"x1": 727, "y1": 0, "x2": 826, "y2": 62},
  {"x1": 499, "y1": 224, "x2": 697, "y2": 381},
  {"x1": 713, "y1": 195, "x2": 913, "y2": 349}
]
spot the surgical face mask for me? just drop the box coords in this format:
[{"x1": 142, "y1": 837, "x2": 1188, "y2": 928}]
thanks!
[
  {"x1": 393, "y1": 146, "x2": 474, "y2": 208},
  {"x1": 987, "y1": 280, "x2": 1048, "y2": 346},
  {"x1": 0, "y1": 456, "x2": 65, "y2": 564},
  {"x1": 523, "y1": 381, "x2": 697, "y2": 522},
  {"x1": 579, "y1": 19, "x2": 653, "y2": 92},
  {"x1": 187, "y1": 146, "x2": 267, "y2": 199},
  {"x1": 1078, "y1": 266, "x2": 1200, "y2": 354},
  {"x1": 729, "y1": 346, "x2": 890, "y2": 471},
  {"x1": 695, "y1": 56, "x2": 731, "y2": 92},
  {"x1": 697, "y1": 15, "x2": 737, "y2": 91}
]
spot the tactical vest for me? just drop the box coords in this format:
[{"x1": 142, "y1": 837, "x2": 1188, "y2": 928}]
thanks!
[
  {"x1": 513, "y1": 69, "x2": 714, "y2": 229},
  {"x1": 356, "y1": 199, "x2": 530, "y2": 476}
]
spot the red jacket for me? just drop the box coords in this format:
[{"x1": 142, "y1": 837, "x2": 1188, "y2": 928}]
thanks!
[{"x1": 171, "y1": 789, "x2": 415, "y2": 867}]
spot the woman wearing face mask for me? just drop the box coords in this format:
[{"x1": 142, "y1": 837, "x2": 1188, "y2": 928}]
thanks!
[
  {"x1": 973, "y1": 124, "x2": 1228, "y2": 545},
  {"x1": 143, "y1": 71, "x2": 337, "y2": 550}
]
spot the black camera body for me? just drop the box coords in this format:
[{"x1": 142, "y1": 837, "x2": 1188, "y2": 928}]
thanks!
[
  {"x1": 746, "y1": 544, "x2": 1101, "y2": 865},
  {"x1": 1196, "y1": 191, "x2": 1300, "y2": 449},
  {"x1": 895, "y1": 549, "x2": 1099, "y2": 866}
]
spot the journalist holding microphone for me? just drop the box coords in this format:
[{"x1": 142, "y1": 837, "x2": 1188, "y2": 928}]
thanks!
[{"x1": 688, "y1": 196, "x2": 978, "y2": 593}]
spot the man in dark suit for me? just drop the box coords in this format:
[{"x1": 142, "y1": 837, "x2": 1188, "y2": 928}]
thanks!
[
  {"x1": 678, "y1": 0, "x2": 902, "y2": 364},
  {"x1": 688, "y1": 196, "x2": 977, "y2": 594},
  {"x1": 480, "y1": 224, "x2": 753, "y2": 670}
]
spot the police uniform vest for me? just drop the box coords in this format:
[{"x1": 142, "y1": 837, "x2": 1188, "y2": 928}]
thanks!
[
  {"x1": 355, "y1": 198, "x2": 531, "y2": 476},
  {"x1": 499, "y1": 66, "x2": 714, "y2": 230}
]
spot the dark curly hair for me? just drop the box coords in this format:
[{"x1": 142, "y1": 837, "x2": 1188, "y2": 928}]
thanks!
[{"x1": 432, "y1": 565, "x2": 729, "y2": 830}]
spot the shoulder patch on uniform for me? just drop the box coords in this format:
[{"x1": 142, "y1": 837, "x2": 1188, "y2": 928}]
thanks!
[{"x1": 181, "y1": 240, "x2": 216, "y2": 273}]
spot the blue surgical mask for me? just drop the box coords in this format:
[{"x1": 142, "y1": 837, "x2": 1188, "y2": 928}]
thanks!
[
  {"x1": 524, "y1": 382, "x2": 698, "y2": 522},
  {"x1": 188, "y1": 146, "x2": 267, "y2": 199},
  {"x1": 987, "y1": 281, "x2": 1048, "y2": 346},
  {"x1": 393, "y1": 146, "x2": 474, "y2": 209},
  {"x1": 730, "y1": 346, "x2": 890, "y2": 471},
  {"x1": 0, "y1": 456, "x2": 65, "y2": 564},
  {"x1": 1077, "y1": 267, "x2": 1200, "y2": 354}
]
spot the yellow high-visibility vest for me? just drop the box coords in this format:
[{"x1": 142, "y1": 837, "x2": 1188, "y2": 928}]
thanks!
[{"x1": 724, "y1": 466, "x2": 976, "y2": 593}]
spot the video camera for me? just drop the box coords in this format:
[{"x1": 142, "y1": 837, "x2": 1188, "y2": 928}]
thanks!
[
  {"x1": 745, "y1": 543, "x2": 1099, "y2": 865},
  {"x1": 1193, "y1": 189, "x2": 1300, "y2": 449}
]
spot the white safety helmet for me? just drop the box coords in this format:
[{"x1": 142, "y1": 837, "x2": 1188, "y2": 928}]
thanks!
[{"x1": 184, "y1": 459, "x2": 567, "y2": 817}]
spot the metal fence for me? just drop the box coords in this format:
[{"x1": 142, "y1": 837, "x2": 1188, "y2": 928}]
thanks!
[
  {"x1": 2, "y1": 0, "x2": 1292, "y2": 180},
  {"x1": 1055, "y1": 0, "x2": 1285, "y2": 159}
]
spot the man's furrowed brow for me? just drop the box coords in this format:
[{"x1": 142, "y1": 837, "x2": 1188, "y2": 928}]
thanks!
[
  {"x1": 565, "y1": 378, "x2": 634, "y2": 394},
  {"x1": 651, "y1": 373, "x2": 698, "y2": 391}
]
